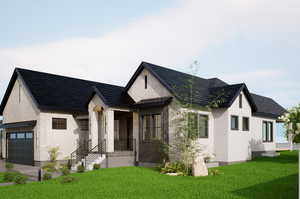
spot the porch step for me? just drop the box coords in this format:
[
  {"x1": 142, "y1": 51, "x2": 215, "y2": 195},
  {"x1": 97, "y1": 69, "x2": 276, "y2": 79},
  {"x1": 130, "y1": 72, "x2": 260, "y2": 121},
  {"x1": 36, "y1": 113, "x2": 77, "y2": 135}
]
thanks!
[
  {"x1": 261, "y1": 151, "x2": 280, "y2": 157},
  {"x1": 107, "y1": 151, "x2": 134, "y2": 157}
]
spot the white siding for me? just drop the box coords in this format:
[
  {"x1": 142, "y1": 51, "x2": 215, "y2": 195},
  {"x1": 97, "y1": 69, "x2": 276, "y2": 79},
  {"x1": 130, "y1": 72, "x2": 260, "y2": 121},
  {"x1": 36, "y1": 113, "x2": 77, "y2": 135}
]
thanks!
[{"x1": 127, "y1": 69, "x2": 171, "y2": 102}]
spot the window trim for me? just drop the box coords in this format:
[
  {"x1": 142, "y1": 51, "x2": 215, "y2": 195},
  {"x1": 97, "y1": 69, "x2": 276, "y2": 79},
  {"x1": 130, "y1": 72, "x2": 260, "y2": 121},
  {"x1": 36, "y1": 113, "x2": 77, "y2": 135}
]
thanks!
[
  {"x1": 231, "y1": 115, "x2": 239, "y2": 130},
  {"x1": 262, "y1": 121, "x2": 273, "y2": 142},
  {"x1": 198, "y1": 114, "x2": 209, "y2": 138},
  {"x1": 52, "y1": 118, "x2": 67, "y2": 130},
  {"x1": 242, "y1": 117, "x2": 250, "y2": 131},
  {"x1": 141, "y1": 113, "x2": 162, "y2": 142}
]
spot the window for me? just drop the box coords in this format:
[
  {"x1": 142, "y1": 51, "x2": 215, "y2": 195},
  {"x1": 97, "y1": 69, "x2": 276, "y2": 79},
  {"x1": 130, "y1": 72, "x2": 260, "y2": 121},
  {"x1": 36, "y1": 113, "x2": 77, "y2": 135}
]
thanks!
[
  {"x1": 239, "y1": 94, "x2": 242, "y2": 108},
  {"x1": 26, "y1": 132, "x2": 33, "y2": 139},
  {"x1": 19, "y1": 84, "x2": 21, "y2": 103},
  {"x1": 17, "y1": 133, "x2": 25, "y2": 139},
  {"x1": 52, "y1": 118, "x2": 67, "y2": 130},
  {"x1": 188, "y1": 113, "x2": 209, "y2": 138},
  {"x1": 142, "y1": 114, "x2": 162, "y2": 141},
  {"x1": 144, "y1": 75, "x2": 148, "y2": 89},
  {"x1": 263, "y1": 121, "x2": 273, "y2": 142},
  {"x1": 242, "y1": 117, "x2": 249, "y2": 131},
  {"x1": 10, "y1": 133, "x2": 16, "y2": 139},
  {"x1": 231, "y1": 115, "x2": 239, "y2": 130},
  {"x1": 199, "y1": 115, "x2": 209, "y2": 138}
]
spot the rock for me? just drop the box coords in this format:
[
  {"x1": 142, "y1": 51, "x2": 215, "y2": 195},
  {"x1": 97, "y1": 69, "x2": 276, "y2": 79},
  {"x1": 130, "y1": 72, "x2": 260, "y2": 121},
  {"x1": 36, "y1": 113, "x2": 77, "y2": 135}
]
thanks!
[
  {"x1": 192, "y1": 156, "x2": 208, "y2": 177},
  {"x1": 166, "y1": 173, "x2": 179, "y2": 176}
]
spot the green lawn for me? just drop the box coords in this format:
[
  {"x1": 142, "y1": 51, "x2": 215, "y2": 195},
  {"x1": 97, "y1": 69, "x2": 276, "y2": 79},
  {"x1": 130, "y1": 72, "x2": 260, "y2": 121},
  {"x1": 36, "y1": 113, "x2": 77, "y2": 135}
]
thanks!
[
  {"x1": 0, "y1": 172, "x2": 4, "y2": 183},
  {"x1": 0, "y1": 151, "x2": 298, "y2": 199}
]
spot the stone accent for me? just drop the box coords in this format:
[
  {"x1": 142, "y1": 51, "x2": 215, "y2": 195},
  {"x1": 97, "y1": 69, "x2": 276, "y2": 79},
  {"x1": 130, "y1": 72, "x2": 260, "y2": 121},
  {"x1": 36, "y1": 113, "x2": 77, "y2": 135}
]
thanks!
[{"x1": 192, "y1": 157, "x2": 208, "y2": 177}]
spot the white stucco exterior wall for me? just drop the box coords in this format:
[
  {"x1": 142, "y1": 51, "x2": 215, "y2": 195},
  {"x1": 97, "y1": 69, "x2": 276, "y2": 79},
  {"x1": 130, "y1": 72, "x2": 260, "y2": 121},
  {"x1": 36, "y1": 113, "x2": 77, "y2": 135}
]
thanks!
[
  {"x1": 1, "y1": 77, "x2": 40, "y2": 160},
  {"x1": 39, "y1": 112, "x2": 81, "y2": 161},
  {"x1": 227, "y1": 91, "x2": 252, "y2": 162},
  {"x1": 127, "y1": 69, "x2": 171, "y2": 102},
  {"x1": 250, "y1": 116, "x2": 276, "y2": 152}
]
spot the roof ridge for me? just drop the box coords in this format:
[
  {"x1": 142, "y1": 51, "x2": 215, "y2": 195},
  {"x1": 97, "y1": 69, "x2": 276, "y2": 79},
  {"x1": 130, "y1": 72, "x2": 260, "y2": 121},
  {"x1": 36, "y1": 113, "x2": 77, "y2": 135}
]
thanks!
[
  {"x1": 210, "y1": 83, "x2": 245, "y2": 89},
  {"x1": 16, "y1": 67, "x2": 125, "y2": 89}
]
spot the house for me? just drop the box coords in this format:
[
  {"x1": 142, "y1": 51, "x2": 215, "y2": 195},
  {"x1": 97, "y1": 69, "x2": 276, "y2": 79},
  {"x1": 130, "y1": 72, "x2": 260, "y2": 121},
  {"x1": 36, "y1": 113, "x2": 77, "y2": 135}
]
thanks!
[
  {"x1": 0, "y1": 62, "x2": 286, "y2": 168},
  {"x1": 0, "y1": 120, "x2": 2, "y2": 159}
]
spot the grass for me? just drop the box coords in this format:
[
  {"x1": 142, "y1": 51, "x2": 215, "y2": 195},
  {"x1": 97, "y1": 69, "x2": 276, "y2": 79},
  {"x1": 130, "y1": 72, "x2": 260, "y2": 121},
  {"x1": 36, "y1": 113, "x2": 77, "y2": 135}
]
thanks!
[
  {"x1": 0, "y1": 172, "x2": 4, "y2": 183},
  {"x1": 0, "y1": 151, "x2": 298, "y2": 199}
]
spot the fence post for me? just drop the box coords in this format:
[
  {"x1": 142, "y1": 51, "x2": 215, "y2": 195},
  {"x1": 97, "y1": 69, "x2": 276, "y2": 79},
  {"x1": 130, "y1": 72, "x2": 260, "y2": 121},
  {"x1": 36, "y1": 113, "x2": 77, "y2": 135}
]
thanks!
[{"x1": 38, "y1": 168, "x2": 42, "y2": 181}]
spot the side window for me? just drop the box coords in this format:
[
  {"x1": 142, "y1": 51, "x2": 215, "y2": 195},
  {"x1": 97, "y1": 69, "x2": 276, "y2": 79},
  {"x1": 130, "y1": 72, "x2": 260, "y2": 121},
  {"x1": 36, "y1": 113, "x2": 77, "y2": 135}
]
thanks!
[
  {"x1": 188, "y1": 112, "x2": 209, "y2": 138},
  {"x1": 262, "y1": 121, "x2": 273, "y2": 142},
  {"x1": 199, "y1": 115, "x2": 209, "y2": 138},
  {"x1": 242, "y1": 117, "x2": 249, "y2": 131},
  {"x1": 231, "y1": 115, "x2": 239, "y2": 130},
  {"x1": 114, "y1": 120, "x2": 119, "y2": 140},
  {"x1": 52, "y1": 118, "x2": 67, "y2": 130},
  {"x1": 142, "y1": 114, "x2": 162, "y2": 141}
]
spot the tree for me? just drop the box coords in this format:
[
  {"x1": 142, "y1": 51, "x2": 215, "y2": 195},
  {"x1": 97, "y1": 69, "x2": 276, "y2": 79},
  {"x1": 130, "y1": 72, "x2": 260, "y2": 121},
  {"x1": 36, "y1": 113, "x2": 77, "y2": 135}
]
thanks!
[{"x1": 279, "y1": 104, "x2": 300, "y2": 151}]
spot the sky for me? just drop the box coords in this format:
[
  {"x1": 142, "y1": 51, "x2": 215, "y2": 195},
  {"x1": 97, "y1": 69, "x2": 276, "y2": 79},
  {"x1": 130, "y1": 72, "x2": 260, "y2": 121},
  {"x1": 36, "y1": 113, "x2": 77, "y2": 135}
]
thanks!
[{"x1": 1, "y1": 0, "x2": 299, "y2": 142}]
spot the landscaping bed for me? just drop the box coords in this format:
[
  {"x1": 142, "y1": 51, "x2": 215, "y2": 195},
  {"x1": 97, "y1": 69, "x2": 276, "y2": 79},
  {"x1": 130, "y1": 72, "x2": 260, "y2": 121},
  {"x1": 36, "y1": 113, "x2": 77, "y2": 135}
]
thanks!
[{"x1": 0, "y1": 151, "x2": 297, "y2": 199}]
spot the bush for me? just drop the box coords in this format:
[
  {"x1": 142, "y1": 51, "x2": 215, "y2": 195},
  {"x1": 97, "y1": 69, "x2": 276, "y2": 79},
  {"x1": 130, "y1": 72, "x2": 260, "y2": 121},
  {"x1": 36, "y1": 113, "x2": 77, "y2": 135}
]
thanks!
[
  {"x1": 14, "y1": 174, "x2": 28, "y2": 184},
  {"x1": 5, "y1": 162, "x2": 14, "y2": 170},
  {"x1": 43, "y1": 172, "x2": 52, "y2": 180},
  {"x1": 93, "y1": 164, "x2": 101, "y2": 170},
  {"x1": 209, "y1": 169, "x2": 221, "y2": 176},
  {"x1": 77, "y1": 165, "x2": 85, "y2": 173},
  {"x1": 60, "y1": 167, "x2": 70, "y2": 176},
  {"x1": 3, "y1": 171, "x2": 20, "y2": 182},
  {"x1": 160, "y1": 162, "x2": 191, "y2": 176},
  {"x1": 61, "y1": 176, "x2": 77, "y2": 184},
  {"x1": 42, "y1": 162, "x2": 57, "y2": 173}
]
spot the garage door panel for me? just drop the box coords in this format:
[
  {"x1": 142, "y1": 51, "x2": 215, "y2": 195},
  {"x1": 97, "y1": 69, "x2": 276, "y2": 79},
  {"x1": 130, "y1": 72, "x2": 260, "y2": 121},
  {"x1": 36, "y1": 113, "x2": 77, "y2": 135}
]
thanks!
[{"x1": 7, "y1": 131, "x2": 33, "y2": 165}]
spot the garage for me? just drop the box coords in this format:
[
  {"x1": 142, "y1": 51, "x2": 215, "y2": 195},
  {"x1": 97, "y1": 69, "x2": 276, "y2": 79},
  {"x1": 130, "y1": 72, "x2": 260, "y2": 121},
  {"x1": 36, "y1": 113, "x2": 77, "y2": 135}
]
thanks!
[{"x1": 7, "y1": 131, "x2": 34, "y2": 165}]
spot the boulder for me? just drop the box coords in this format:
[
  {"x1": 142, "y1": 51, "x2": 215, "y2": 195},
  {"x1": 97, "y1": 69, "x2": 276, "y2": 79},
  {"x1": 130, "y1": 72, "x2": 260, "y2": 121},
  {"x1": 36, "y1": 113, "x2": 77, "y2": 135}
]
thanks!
[{"x1": 192, "y1": 156, "x2": 208, "y2": 177}]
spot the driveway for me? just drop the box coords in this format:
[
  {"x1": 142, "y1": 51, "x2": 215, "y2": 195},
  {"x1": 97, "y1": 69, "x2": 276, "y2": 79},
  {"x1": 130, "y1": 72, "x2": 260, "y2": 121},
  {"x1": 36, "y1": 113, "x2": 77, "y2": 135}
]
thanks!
[{"x1": 0, "y1": 160, "x2": 40, "y2": 181}]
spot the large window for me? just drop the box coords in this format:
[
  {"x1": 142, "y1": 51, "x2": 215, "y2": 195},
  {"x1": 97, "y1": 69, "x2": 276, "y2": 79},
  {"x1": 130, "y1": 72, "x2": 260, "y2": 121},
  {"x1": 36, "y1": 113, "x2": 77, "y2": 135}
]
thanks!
[
  {"x1": 263, "y1": 121, "x2": 273, "y2": 142},
  {"x1": 52, "y1": 118, "x2": 67, "y2": 130},
  {"x1": 242, "y1": 117, "x2": 249, "y2": 131},
  {"x1": 231, "y1": 115, "x2": 239, "y2": 130},
  {"x1": 142, "y1": 114, "x2": 161, "y2": 141},
  {"x1": 188, "y1": 113, "x2": 209, "y2": 138}
]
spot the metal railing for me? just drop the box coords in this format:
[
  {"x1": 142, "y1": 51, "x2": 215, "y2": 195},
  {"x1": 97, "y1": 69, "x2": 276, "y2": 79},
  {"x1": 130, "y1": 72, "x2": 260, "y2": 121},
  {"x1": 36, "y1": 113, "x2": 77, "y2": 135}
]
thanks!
[
  {"x1": 70, "y1": 139, "x2": 91, "y2": 166},
  {"x1": 84, "y1": 140, "x2": 106, "y2": 167},
  {"x1": 114, "y1": 138, "x2": 136, "y2": 151}
]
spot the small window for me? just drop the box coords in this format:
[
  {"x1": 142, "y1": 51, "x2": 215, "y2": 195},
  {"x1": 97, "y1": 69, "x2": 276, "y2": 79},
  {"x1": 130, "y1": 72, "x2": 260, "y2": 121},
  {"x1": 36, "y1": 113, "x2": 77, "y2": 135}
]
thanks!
[
  {"x1": 19, "y1": 84, "x2": 21, "y2": 103},
  {"x1": 114, "y1": 120, "x2": 120, "y2": 140},
  {"x1": 231, "y1": 115, "x2": 239, "y2": 130},
  {"x1": 52, "y1": 118, "x2": 67, "y2": 130},
  {"x1": 17, "y1": 133, "x2": 25, "y2": 139},
  {"x1": 263, "y1": 121, "x2": 273, "y2": 142},
  {"x1": 242, "y1": 117, "x2": 249, "y2": 131},
  {"x1": 10, "y1": 133, "x2": 16, "y2": 139},
  {"x1": 239, "y1": 94, "x2": 242, "y2": 108},
  {"x1": 26, "y1": 132, "x2": 33, "y2": 139},
  {"x1": 144, "y1": 75, "x2": 148, "y2": 89},
  {"x1": 199, "y1": 115, "x2": 209, "y2": 138}
]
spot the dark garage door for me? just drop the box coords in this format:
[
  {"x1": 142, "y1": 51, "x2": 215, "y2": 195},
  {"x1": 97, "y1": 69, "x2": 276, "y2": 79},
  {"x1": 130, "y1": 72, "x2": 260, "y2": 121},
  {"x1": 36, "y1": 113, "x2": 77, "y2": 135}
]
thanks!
[{"x1": 7, "y1": 132, "x2": 34, "y2": 165}]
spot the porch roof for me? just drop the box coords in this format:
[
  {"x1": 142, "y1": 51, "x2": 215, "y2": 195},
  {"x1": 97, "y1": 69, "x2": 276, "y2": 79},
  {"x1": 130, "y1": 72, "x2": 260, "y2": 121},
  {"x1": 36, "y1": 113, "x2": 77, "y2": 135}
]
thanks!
[{"x1": 133, "y1": 97, "x2": 173, "y2": 108}]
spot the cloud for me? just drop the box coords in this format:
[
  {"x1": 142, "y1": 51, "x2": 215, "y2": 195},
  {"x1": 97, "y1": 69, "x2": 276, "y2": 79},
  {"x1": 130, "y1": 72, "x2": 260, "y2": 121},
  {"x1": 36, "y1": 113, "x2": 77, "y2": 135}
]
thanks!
[
  {"x1": 220, "y1": 69, "x2": 284, "y2": 83},
  {"x1": 0, "y1": 0, "x2": 299, "y2": 106}
]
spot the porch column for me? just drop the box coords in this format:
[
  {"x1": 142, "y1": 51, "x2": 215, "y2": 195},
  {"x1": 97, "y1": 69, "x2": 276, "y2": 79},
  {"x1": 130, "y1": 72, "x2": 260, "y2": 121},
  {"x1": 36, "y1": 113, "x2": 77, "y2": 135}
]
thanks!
[
  {"x1": 106, "y1": 109, "x2": 114, "y2": 152},
  {"x1": 90, "y1": 109, "x2": 99, "y2": 148},
  {"x1": 132, "y1": 112, "x2": 139, "y2": 161}
]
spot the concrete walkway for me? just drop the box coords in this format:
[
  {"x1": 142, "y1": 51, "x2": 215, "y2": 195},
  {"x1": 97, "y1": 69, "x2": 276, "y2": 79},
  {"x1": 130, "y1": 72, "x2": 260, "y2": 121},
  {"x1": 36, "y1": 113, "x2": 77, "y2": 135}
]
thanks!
[{"x1": 0, "y1": 160, "x2": 40, "y2": 181}]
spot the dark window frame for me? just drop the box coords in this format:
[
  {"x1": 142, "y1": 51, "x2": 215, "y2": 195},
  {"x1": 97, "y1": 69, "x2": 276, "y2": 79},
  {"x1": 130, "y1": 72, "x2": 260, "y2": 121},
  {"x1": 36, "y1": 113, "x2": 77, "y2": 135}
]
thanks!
[
  {"x1": 231, "y1": 115, "x2": 239, "y2": 130},
  {"x1": 141, "y1": 113, "x2": 162, "y2": 142},
  {"x1": 187, "y1": 112, "x2": 209, "y2": 139},
  {"x1": 262, "y1": 121, "x2": 273, "y2": 142},
  {"x1": 52, "y1": 118, "x2": 67, "y2": 130},
  {"x1": 242, "y1": 117, "x2": 249, "y2": 131}
]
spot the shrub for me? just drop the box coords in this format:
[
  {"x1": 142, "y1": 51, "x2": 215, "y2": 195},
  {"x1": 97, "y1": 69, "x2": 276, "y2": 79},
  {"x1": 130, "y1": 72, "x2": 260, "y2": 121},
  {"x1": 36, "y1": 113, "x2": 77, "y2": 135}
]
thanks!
[
  {"x1": 60, "y1": 167, "x2": 70, "y2": 176},
  {"x1": 77, "y1": 165, "x2": 85, "y2": 173},
  {"x1": 14, "y1": 174, "x2": 28, "y2": 184},
  {"x1": 43, "y1": 172, "x2": 52, "y2": 180},
  {"x1": 3, "y1": 171, "x2": 20, "y2": 182},
  {"x1": 93, "y1": 164, "x2": 101, "y2": 170},
  {"x1": 160, "y1": 162, "x2": 191, "y2": 176},
  {"x1": 209, "y1": 169, "x2": 221, "y2": 176},
  {"x1": 5, "y1": 162, "x2": 14, "y2": 171},
  {"x1": 42, "y1": 162, "x2": 57, "y2": 173},
  {"x1": 61, "y1": 176, "x2": 77, "y2": 184}
]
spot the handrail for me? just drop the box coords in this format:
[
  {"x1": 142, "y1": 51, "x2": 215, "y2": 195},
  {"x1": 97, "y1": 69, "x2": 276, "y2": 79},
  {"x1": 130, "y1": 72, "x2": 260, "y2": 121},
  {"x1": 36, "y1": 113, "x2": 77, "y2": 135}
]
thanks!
[
  {"x1": 84, "y1": 140, "x2": 106, "y2": 166},
  {"x1": 70, "y1": 139, "x2": 91, "y2": 166}
]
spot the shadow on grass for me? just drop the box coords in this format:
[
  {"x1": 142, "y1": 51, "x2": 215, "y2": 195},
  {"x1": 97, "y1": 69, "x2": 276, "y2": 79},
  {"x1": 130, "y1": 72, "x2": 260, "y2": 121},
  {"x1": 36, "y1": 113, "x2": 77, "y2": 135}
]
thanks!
[
  {"x1": 232, "y1": 174, "x2": 298, "y2": 199},
  {"x1": 251, "y1": 152, "x2": 298, "y2": 165}
]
